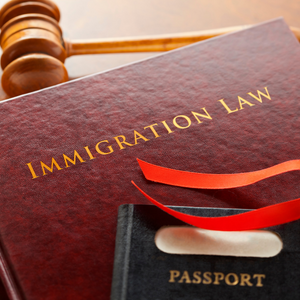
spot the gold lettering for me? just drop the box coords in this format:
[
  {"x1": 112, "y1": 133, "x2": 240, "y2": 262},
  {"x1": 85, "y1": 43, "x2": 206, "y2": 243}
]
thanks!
[
  {"x1": 41, "y1": 158, "x2": 62, "y2": 176},
  {"x1": 203, "y1": 272, "x2": 212, "y2": 284},
  {"x1": 225, "y1": 273, "x2": 239, "y2": 286},
  {"x1": 63, "y1": 150, "x2": 86, "y2": 168},
  {"x1": 248, "y1": 87, "x2": 271, "y2": 103},
  {"x1": 161, "y1": 120, "x2": 174, "y2": 133},
  {"x1": 30, "y1": 87, "x2": 270, "y2": 180},
  {"x1": 218, "y1": 99, "x2": 238, "y2": 114},
  {"x1": 178, "y1": 271, "x2": 191, "y2": 283},
  {"x1": 192, "y1": 271, "x2": 201, "y2": 284},
  {"x1": 114, "y1": 135, "x2": 135, "y2": 150},
  {"x1": 26, "y1": 162, "x2": 39, "y2": 179},
  {"x1": 95, "y1": 140, "x2": 114, "y2": 155},
  {"x1": 173, "y1": 115, "x2": 191, "y2": 129},
  {"x1": 240, "y1": 273, "x2": 253, "y2": 286},
  {"x1": 238, "y1": 96, "x2": 255, "y2": 110},
  {"x1": 144, "y1": 123, "x2": 160, "y2": 138},
  {"x1": 169, "y1": 271, "x2": 265, "y2": 286},
  {"x1": 191, "y1": 108, "x2": 212, "y2": 123},
  {"x1": 213, "y1": 272, "x2": 224, "y2": 285},
  {"x1": 84, "y1": 146, "x2": 96, "y2": 160},
  {"x1": 169, "y1": 270, "x2": 180, "y2": 283},
  {"x1": 133, "y1": 130, "x2": 150, "y2": 144},
  {"x1": 253, "y1": 274, "x2": 265, "y2": 287}
]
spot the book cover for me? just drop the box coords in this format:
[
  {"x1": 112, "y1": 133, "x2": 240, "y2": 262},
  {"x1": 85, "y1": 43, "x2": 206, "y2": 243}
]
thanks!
[
  {"x1": 111, "y1": 204, "x2": 300, "y2": 300},
  {"x1": 0, "y1": 18, "x2": 299, "y2": 299}
]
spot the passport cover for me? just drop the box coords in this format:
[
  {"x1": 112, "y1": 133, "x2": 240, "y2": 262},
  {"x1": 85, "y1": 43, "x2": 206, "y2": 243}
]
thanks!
[
  {"x1": 111, "y1": 204, "x2": 300, "y2": 300},
  {"x1": 0, "y1": 18, "x2": 300, "y2": 300}
]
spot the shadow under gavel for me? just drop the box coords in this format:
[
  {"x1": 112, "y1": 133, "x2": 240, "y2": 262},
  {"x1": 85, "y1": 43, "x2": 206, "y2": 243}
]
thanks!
[{"x1": 1, "y1": 0, "x2": 300, "y2": 97}]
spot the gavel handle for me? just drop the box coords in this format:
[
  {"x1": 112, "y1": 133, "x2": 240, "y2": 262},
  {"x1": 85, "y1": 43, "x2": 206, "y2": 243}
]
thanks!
[{"x1": 65, "y1": 25, "x2": 300, "y2": 56}]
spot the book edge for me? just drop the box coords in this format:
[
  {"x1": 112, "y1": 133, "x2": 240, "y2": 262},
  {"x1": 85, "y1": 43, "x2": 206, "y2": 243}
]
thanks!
[
  {"x1": 110, "y1": 204, "x2": 134, "y2": 300},
  {"x1": 0, "y1": 241, "x2": 23, "y2": 300},
  {"x1": 0, "y1": 18, "x2": 285, "y2": 105}
]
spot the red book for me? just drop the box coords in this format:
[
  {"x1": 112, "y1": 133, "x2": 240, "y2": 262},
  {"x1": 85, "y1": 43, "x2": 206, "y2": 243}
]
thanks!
[{"x1": 0, "y1": 18, "x2": 299, "y2": 300}]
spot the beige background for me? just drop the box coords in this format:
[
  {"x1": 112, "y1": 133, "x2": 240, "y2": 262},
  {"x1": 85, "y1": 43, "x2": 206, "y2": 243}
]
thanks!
[{"x1": 0, "y1": 0, "x2": 300, "y2": 99}]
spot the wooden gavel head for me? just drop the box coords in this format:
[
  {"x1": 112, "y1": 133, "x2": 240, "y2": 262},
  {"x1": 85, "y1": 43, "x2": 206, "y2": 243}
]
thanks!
[{"x1": 0, "y1": 0, "x2": 68, "y2": 97}]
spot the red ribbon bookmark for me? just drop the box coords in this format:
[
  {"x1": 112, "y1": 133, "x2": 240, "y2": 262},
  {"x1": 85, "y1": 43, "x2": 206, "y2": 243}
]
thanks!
[
  {"x1": 133, "y1": 159, "x2": 300, "y2": 230},
  {"x1": 137, "y1": 158, "x2": 300, "y2": 189},
  {"x1": 132, "y1": 181, "x2": 300, "y2": 231}
]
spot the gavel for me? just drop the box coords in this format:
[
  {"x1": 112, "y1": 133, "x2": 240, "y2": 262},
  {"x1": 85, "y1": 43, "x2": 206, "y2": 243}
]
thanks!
[{"x1": 1, "y1": 0, "x2": 300, "y2": 97}]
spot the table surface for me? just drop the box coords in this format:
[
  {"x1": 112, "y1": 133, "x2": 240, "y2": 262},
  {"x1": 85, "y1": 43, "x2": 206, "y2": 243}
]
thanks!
[
  {"x1": 0, "y1": 0, "x2": 299, "y2": 299},
  {"x1": 0, "y1": 0, "x2": 300, "y2": 101}
]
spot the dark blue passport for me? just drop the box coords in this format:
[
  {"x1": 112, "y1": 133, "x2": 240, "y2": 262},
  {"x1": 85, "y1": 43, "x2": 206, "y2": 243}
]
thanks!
[{"x1": 111, "y1": 204, "x2": 300, "y2": 300}]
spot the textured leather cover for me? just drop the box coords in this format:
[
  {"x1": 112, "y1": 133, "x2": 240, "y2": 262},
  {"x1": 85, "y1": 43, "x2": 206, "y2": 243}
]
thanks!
[
  {"x1": 0, "y1": 18, "x2": 299, "y2": 300},
  {"x1": 111, "y1": 204, "x2": 300, "y2": 300}
]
